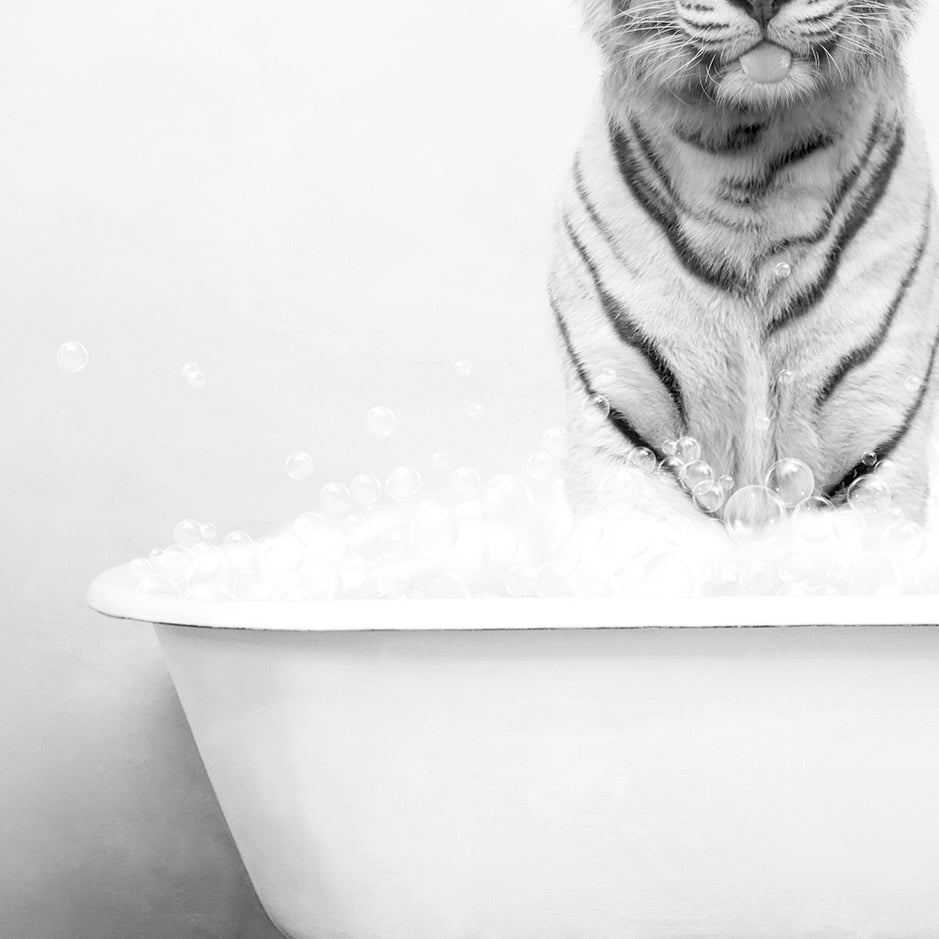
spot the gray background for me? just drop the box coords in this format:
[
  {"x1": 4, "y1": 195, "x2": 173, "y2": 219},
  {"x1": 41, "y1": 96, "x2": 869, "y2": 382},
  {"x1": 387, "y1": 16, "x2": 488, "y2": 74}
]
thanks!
[{"x1": 2, "y1": 1, "x2": 937, "y2": 936}]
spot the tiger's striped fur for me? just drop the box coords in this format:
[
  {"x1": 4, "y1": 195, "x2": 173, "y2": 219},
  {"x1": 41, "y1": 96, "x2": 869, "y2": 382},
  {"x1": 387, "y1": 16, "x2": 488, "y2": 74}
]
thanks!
[{"x1": 551, "y1": 0, "x2": 939, "y2": 522}]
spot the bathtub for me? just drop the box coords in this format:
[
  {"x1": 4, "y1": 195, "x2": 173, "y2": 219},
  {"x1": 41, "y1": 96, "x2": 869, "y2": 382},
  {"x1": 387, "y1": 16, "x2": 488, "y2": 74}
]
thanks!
[{"x1": 88, "y1": 563, "x2": 939, "y2": 939}]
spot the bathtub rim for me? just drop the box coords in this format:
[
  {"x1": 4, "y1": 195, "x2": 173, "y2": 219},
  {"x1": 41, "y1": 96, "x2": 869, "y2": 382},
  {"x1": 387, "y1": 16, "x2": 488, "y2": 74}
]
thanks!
[{"x1": 87, "y1": 563, "x2": 939, "y2": 631}]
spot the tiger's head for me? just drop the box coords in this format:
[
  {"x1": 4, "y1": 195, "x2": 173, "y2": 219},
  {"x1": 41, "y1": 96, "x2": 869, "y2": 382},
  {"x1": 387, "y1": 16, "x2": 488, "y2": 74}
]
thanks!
[{"x1": 584, "y1": 0, "x2": 922, "y2": 109}]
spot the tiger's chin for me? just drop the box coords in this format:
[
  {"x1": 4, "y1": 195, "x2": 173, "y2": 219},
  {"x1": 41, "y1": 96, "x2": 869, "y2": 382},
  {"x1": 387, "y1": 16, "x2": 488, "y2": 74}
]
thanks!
[{"x1": 714, "y1": 55, "x2": 825, "y2": 109}]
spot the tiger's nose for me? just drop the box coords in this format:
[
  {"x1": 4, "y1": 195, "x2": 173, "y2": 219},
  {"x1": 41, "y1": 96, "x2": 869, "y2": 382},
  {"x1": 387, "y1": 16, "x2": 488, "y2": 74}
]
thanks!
[{"x1": 727, "y1": 0, "x2": 787, "y2": 28}]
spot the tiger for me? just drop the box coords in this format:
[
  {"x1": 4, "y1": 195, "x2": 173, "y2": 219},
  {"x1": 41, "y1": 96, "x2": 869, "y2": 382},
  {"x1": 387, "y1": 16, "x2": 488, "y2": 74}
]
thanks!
[{"x1": 550, "y1": 0, "x2": 939, "y2": 527}]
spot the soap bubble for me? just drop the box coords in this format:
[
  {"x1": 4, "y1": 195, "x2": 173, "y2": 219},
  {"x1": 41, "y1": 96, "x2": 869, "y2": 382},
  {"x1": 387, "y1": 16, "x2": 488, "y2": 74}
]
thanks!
[
  {"x1": 351, "y1": 473, "x2": 382, "y2": 507},
  {"x1": 883, "y1": 506, "x2": 906, "y2": 529},
  {"x1": 681, "y1": 459, "x2": 714, "y2": 491},
  {"x1": 693, "y1": 481, "x2": 725, "y2": 513},
  {"x1": 527, "y1": 451, "x2": 556, "y2": 481},
  {"x1": 410, "y1": 501, "x2": 458, "y2": 556},
  {"x1": 320, "y1": 481, "x2": 352, "y2": 515},
  {"x1": 776, "y1": 369, "x2": 794, "y2": 386},
  {"x1": 466, "y1": 403, "x2": 484, "y2": 421},
  {"x1": 375, "y1": 566, "x2": 410, "y2": 600},
  {"x1": 451, "y1": 466, "x2": 482, "y2": 500},
  {"x1": 627, "y1": 447, "x2": 658, "y2": 474},
  {"x1": 387, "y1": 465, "x2": 422, "y2": 502},
  {"x1": 536, "y1": 561, "x2": 573, "y2": 598},
  {"x1": 505, "y1": 565, "x2": 538, "y2": 598},
  {"x1": 861, "y1": 451, "x2": 878, "y2": 467},
  {"x1": 792, "y1": 495, "x2": 835, "y2": 542},
  {"x1": 173, "y1": 519, "x2": 203, "y2": 548},
  {"x1": 187, "y1": 544, "x2": 232, "y2": 594},
  {"x1": 181, "y1": 362, "x2": 199, "y2": 378},
  {"x1": 343, "y1": 514, "x2": 369, "y2": 539},
  {"x1": 200, "y1": 522, "x2": 217, "y2": 542},
  {"x1": 223, "y1": 531, "x2": 256, "y2": 571},
  {"x1": 136, "y1": 574, "x2": 181, "y2": 596},
  {"x1": 723, "y1": 485, "x2": 785, "y2": 545},
  {"x1": 774, "y1": 261, "x2": 792, "y2": 279},
  {"x1": 719, "y1": 475, "x2": 735, "y2": 491},
  {"x1": 57, "y1": 341, "x2": 89, "y2": 373},
  {"x1": 883, "y1": 519, "x2": 927, "y2": 563},
  {"x1": 674, "y1": 436, "x2": 701, "y2": 463},
  {"x1": 454, "y1": 360, "x2": 472, "y2": 379},
  {"x1": 285, "y1": 451, "x2": 315, "y2": 481},
  {"x1": 365, "y1": 406, "x2": 396, "y2": 439},
  {"x1": 765, "y1": 458, "x2": 814, "y2": 507},
  {"x1": 663, "y1": 439, "x2": 678, "y2": 457},
  {"x1": 659, "y1": 456, "x2": 685, "y2": 477},
  {"x1": 542, "y1": 426, "x2": 567, "y2": 458},
  {"x1": 754, "y1": 415, "x2": 772, "y2": 433},
  {"x1": 847, "y1": 475, "x2": 891, "y2": 518},
  {"x1": 904, "y1": 375, "x2": 922, "y2": 393},
  {"x1": 432, "y1": 451, "x2": 450, "y2": 469},
  {"x1": 582, "y1": 394, "x2": 611, "y2": 425},
  {"x1": 155, "y1": 546, "x2": 195, "y2": 583},
  {"x1": 483, "y1": 475, "x2": 533, "y2": 525},
  {"x1": 186, "y1": 370, "x2": 206, "y2": 389}
]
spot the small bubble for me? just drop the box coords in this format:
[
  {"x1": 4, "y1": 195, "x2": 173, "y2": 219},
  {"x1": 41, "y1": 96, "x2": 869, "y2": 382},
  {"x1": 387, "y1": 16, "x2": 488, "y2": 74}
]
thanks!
[
  {"x1": 386, "y1": 465, "x2": 422, "y2": 502},
  {"x1": 847, "y1": 475, "x2": 891, "y2": 518},
  {"x1": 754, "y1": 415, "x2": 772, "y2": 433},
  {"x1": 432, "y1": 451, "x2": 450, "y2": 469},
  {"x1": 776, "y1": 369, "x2": 794, "y2": 386},
  {"x1": 765, "y1": 458, "x2": 815, "y2": 507},
  {"x1": 505, "y1": 565, "x2": 538, "y2": 598},
  {"x1": 883, "y1": 506, "x2": 906, "y2": 529},
  {"x1": 542, "y1": 426, "x2": 567, "y2": 458},
  {"x1": 155, "y1": 545, "x2": 195, "y2": 583},
  {"x1": 187, "y1": 370, "x2": 206, "y2": 389},
  {"x1": 200, "y1": 522, "x2": 217, "y2": 542},
  {"x1": 451, "y1": 466, "x2": 482, "y2": 500},
  {"x1": 57, "y1": 341, "x2": 89, "y2": 373},
  {"x1": 181, "y1": 362, "x2": 199, "y2": 378},
  {"x1": 582, "y1": 394, "x2": 611, "y2": 425},
  {"x1": 466, "y1": 403, "x2": 484, "y2": 421},
  {"x1": 351, "y1": 473, "x2": 382, "y2": 507},
  {"x1": 454, "y1": 360, "x2": 472, "y2": 379},
  {"x1": 723, "y1": 485, "x2": 786, "y2": 545},
  {"x1": 719, "y1": 474, "x2": 735, "y2": 491},
  {"x1": 674, "y1": 436, "x2": 701, "y2": 463},
  {"x1": 904, "y1": 375, "x2": 922, "y2": 394},
  {"x1": 774, "y1": 261, "x2": 792, "y2": 280},
  {"x1": 526, "y1": 451, "x2": 556, "y2": 481},
  {"x1": 320, "y1": 481, "x2": 352, "y2": 514},
  {"x1": 861, "y1": 450, "x2": 878, "y2": 467},
  {"x1": 343, "y1": 514, "x2": 369, "y2": 538},
  {"x1": 285, "y1": 451, "x2": 315, "y2": 481},
  {"x1": 681, "y1": 459, "x2": 714, "y2": 491},
  {"x1": 627, "y1": 447, "x2": 657, "y2": 474},
  {"x1": 483, "y1": 475, "x2": 533, "y2": 526},
  {"x1": 173, "y1": 518, "x2": 203, "y2": 548},
  {"x1": 365, "y1": 406, "x2": 396, "y2": 439},
  {"x1": 663, "y1": 439, "x2": 678, "y2": 457},
  {"x1": 659, "y1": 455, "x2": 686, "y2": 476},
  {"x1": 692, "y1": 481, "x2": 725, "y2": 513}
]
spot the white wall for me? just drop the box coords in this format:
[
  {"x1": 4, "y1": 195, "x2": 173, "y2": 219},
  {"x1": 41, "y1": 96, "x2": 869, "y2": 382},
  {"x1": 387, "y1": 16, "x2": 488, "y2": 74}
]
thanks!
[{"x1": 1, "y1": 2, "x2": 938, "y2": 935}]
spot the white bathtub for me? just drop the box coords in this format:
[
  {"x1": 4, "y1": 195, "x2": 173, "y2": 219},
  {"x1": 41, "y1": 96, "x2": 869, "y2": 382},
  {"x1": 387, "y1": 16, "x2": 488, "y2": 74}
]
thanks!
[{"x1": 89, "y1": 564, "x2": 939, "y2": 939}]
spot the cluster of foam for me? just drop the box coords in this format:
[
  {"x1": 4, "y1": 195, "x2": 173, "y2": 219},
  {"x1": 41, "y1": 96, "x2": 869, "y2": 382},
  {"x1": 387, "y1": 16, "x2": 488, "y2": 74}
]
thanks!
[{"x1": 129, "y1": 427, "x2": 939, "y2": 600}]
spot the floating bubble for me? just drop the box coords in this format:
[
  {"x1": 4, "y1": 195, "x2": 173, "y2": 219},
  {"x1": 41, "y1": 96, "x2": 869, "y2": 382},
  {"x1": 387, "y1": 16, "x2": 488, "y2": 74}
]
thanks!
[
  {"x1": 285, "y1": 451, "x2": 315, "y2": 481},
  {"x1": 765, "y1": 458, "x2": 814, "y2": 507},
  {"x1": 627, "y1": 447, "x2": 657, "y2": 474},
  {"x1": 582, "y1": 394, "x2": 611, "y2": 425},
  {"x1": 754, "y1": 415, "x2": 772, "y2": 434},
  {"x1": 542, "y1": 426, "x2": 567, "y2": 458},
  {"x1": 883, "y1": 506, "x2": 906, "y2": 529},
  {"x1": 527, "y1": 451, "x2": 556, "y2": 481},
  {"x1": 681, "y1": 459, "x2": 714, "y2": 491},
  {"x1": 187, "y1": 370, "x2": 206, "y2": 389},
  {"x1": 451, "y1": 466, "x2": 482, "y2": 500},
  {"x1": 774, "y1": 261, "x2": 792, "y2": 279},
  {"x1": 454, "y1": 360, "x2": 472, "y2": 379},
  {"x1": 847, "y1": 475, "x2": 891, "y2": 518},
  {"x1": 351, "y1": 473, "x2": 382, "y2": 507},
  {"x1": 674, "y1": 436, "x2": 701, "y2": 463},
  {"x1": 181, "y1": 362, "x2": 199, "y2": 378},
  {"x1": 173, "y1": 519, "x2": 203, "y2": 548},
  {"x1": 320, "y1": 481, "x2": 352, "y2": 514},
  {"x1": 387, "y1": 465, "x2": 422, "y2": 502},
  {"x1": 483, "y1": 475, "x2": 533, "y2": 526},
  {"x1": 410, "y1": 501, "x2": 458, "y2": 556},
  {"x1": 432, "y1": 452, "x2": 450, "y2": 470},
  {"x1": 904, "y1": 375, "x2": 922, "y2": 393},
  {"x1": 861, "y1": 450, "x2": 878, "y2": 467},
  {"x1": 466, "y1": 403, "x2": 484, "y2": 421},
  {"x1": 57, "y1": 341, "x2": 88, "y2": 373},
  {"x1": 663, "y1": 439, "x2": 678, "y2": 457},
  {"x1": 693, "y1": 481, "x2": 725, "y2": 513},
  {"x1": 723, "y1": 485, "x2": 785, "y2": 545},
  {"x1": 792, "y1": 495, "x2": 835, "y2": 542},
  {"x1": 776, "y1": 368, "x2": 794, "y2": 386},
  {"x1": 719, "y1": 474, "x2": 735, "y2": 491},
  {"x1": 200, "y1": 522, "x2": 217, "y2": 542},
  {"x1": 659, "y1": 455, "x2": 685, "y2": 477},
  {"x1": 365, "y1": 406, "x2": 396, "y2": 439},
  {"x1": 156, "y1": 545, "x2": 195, "y2": 583}
]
